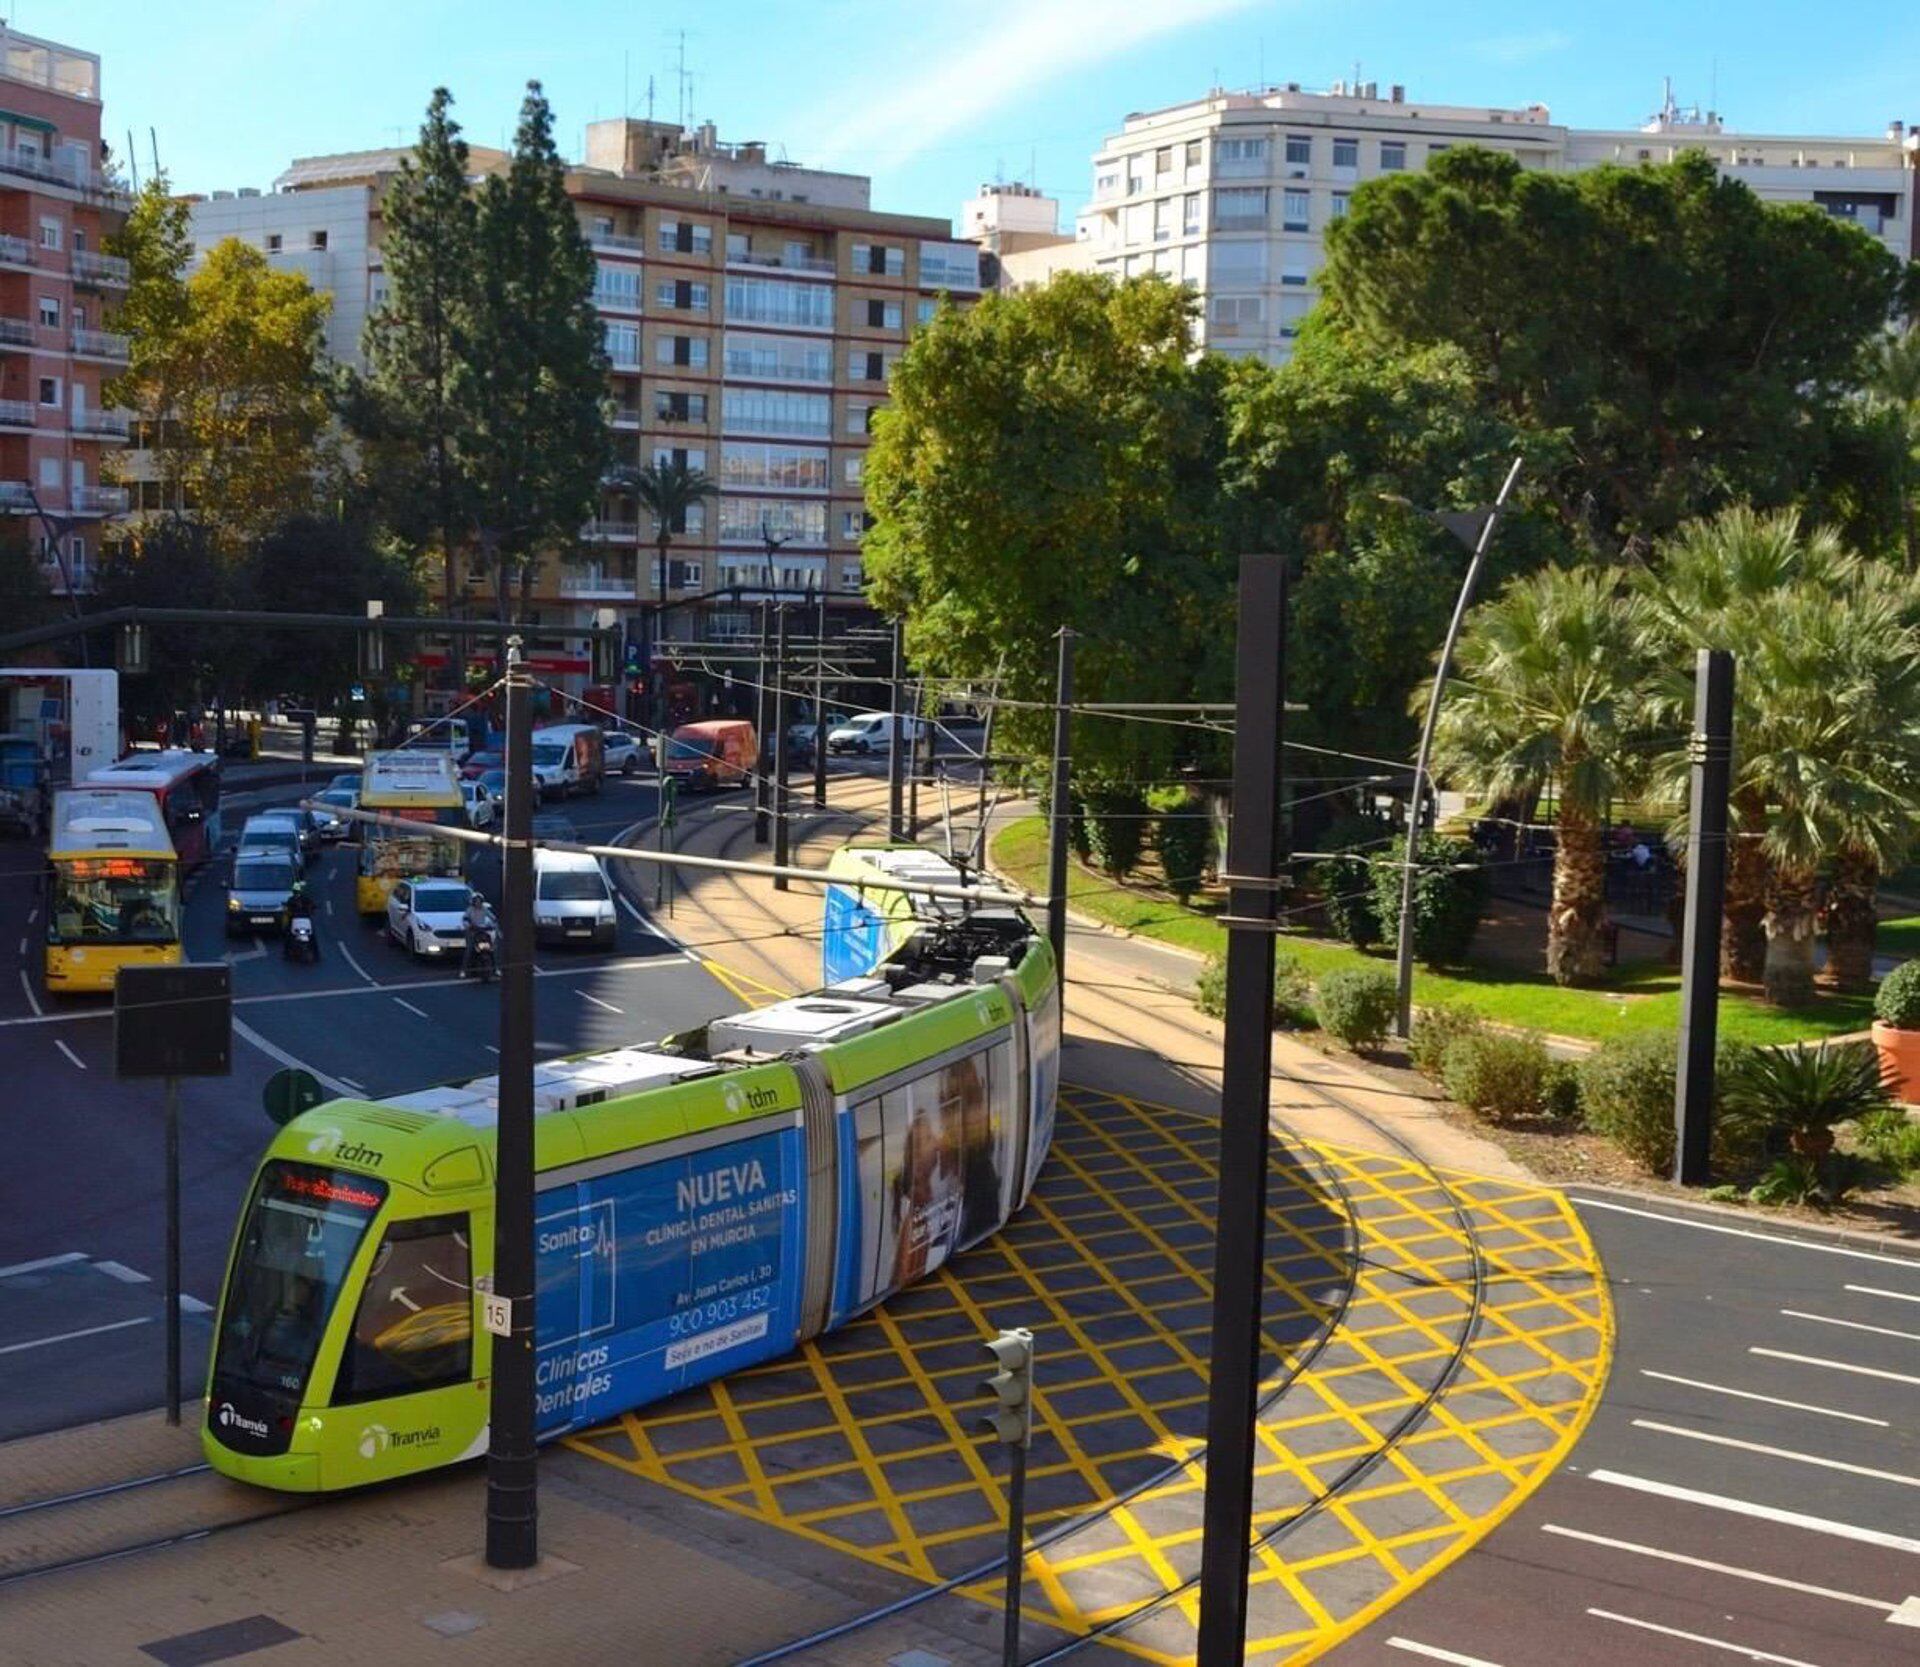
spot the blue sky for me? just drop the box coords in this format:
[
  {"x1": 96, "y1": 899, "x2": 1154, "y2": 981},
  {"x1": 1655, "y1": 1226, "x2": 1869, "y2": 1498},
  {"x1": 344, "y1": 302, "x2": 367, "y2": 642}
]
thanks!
[{"x1": 45, "y1": 0, "x2": 1920, "y2": 233}]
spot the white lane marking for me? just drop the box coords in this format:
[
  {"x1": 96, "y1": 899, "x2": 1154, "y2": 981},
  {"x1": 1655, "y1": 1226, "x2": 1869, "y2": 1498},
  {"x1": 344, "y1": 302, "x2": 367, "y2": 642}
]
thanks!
[
  {"x1": 0, "y1": 1251, "x2": 86, "y2": 1279},
  {"x1": 53, "y1": 1039, "x2": 87, "y2": 1070},
  {"x1": 533, "y1": 955, "x2": 689, "y2": 980},
  {"x1": 1634, "y1": 1418, "x2": 1920, "y2": 1488},
  {"x1": 336, "y1": 1075, "x2": 367, "y2": 1094},
  {"x1": 26, "y1": 907, "x2": 36, "y2": 925},
  {"x1": 334, "y1": 937, "x2": 379, "y2": 987},
  {"x1": 17, "y1": 967, "x2": 41, "y2": 1018},
  {"x1": 1782, "y1": 1308, "x2": 1920, "y2": 1344},
  {"x1": 1847, "y1": 1284, "x2": 1920, "y2": 1305},
  {"x1": 92, "y1": 1260, "x2": 149, "y2": 1285},
  {"x1": 578, "y1": 991, "x2": 623, "y2": 1015},
  {"x1": 1573, "y1": 1195, "x2": 1920, "y2": 1269},
  {"x1": 1591, "y1": 1468, "x2": 1920, "y2": 1553},
  {"x1": 392, "y1": 997, "x2": 431, "y2": 1019},
  {"x1": 1752, "y1": 1346, "x2": 1920, "y2": 1387},
  {"x1": 179, "y1": 1294, "x2": 212, "y2": 1314},
  {"x1": 230, "y1": 1016, "x2": 354, "y2": 1097},
  {"x1": 226, "y1": 939, "x2": 267, "y2": 964},
  {"x1": 1542, "y1": 1523, "x2": 1903, "y2": 1615},
  {"x1": 1385, "y1": 1642, "x2": 1507, "y2": 1667},
  {"x1": 1587, "y1": 1608, "x2": 1826, "y2": 1665},
  {"x1": 0, "y1": 1316, "x2": 151, "y2": 1356},
  {"x1": 484, "y1": 1045, "x2": 500, "y2": 1055},
  {"x1": 1638, "y1": 1368, "x2": 1887, "y2": 1426}
]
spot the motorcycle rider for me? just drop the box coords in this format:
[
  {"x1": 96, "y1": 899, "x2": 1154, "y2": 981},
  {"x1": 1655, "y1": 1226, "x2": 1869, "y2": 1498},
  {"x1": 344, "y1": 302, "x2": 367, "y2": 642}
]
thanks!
[
  {"x1": 283, "y1": 878, "x2": 320, "y2": 960},
  {"x1": 462, "y1": 891, "x2": 496, "y2": 979}
]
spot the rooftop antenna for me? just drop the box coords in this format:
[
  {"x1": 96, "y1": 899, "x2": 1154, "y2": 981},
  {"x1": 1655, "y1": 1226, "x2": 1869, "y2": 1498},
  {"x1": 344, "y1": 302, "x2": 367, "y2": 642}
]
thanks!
[
  {"x1": 646, "y1": 74, "x2": 655, "y2": 126},
  {"x1": 675, "y1": 29, "x2": 687, "y2": 127},
  {"x1": 149, "y1": 126, "x2": 160, "y2": 181},
  {"x1": 126, "y1": 127, "x2": 139, "y2": 191},
  {"x1": 1710, "y1": 56, "x2": 1718, "y2": 120}
]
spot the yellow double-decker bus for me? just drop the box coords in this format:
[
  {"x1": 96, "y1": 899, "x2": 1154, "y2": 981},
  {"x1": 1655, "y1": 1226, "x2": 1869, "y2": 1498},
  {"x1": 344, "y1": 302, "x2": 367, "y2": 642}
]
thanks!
[
  {"x1": 45, "y1": 788, "x2": 182, "y2": 994},
  {"x1": 354, "y1": 751, "x2": 465, "y2": 916}
]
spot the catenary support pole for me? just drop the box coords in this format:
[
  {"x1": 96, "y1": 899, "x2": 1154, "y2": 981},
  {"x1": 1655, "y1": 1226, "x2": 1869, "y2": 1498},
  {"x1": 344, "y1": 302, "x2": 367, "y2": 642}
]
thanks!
[
  {"x1": 486, "y1": 638, "x2": 539, "y2": 1569},
  {"x1": 1393, "y1": 456, "x2": 1524, "y2": 1039},
  {"x1": 164, "y1": 1074, "x2": 181, "y2": 1426},
  {"x1": 1045, "y1": 628, "x2": 1075, "y2": 986},
  {"x1": 1196, "y1": 555, "x2": 1288, "y2": 1667},
  {"x1": 1675, "y1": 648, "x2": 1735, "y2": 1186},
  {"x1": 754, "y1": 600, "x2": 772, "y2": 844},
  {"x1": 813, "y1": 584, "x2": 828, "y2": 810},
  {"x1": 907, "y1": 680, "x2": 922, "y2": 840},
  {"x1": 887, "y1": 619, "x2": 906, "y2": 841},
  {"x1": 773, "y1": 606, "x2": 791, "y2": 891}
]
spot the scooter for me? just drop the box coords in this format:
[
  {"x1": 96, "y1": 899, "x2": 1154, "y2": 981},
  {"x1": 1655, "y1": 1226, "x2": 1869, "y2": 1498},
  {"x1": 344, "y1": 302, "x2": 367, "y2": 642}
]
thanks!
[
  {"x1": 284, "y1": 913, "x2": 319, "y2": 963},
  {"x1": 467, "y1": 927, "x2": 496, "y2": 984}
]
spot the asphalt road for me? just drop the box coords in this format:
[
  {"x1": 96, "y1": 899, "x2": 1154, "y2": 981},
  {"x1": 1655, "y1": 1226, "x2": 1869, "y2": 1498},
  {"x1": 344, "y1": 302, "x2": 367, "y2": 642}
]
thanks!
[
  {"x1": 0, "y1": 770, "x2": 745, "y2": 1441},
  {"x1": 1333, "y1": 1191, "x2": 1920, "y2": 1667}
]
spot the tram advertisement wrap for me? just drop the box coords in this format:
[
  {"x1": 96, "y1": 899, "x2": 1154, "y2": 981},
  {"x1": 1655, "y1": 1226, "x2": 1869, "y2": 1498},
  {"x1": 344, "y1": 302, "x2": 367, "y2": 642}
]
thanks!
[{"x1": 530, "y1": 1126, "x2": 805, "y2": 1433}]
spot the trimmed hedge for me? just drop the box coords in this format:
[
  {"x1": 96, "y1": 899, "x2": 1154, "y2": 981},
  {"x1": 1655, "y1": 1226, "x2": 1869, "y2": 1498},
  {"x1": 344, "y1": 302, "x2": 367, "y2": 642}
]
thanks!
[
  {"x1": 1409, "y1": 1002, "x2": 1487, "y2": 1081},
  {"x1": 1370, "y1": 834, "x2": 1488, "y2": 968},
  {"x1": 1441, "y1": 1031, "x2": 1553, "y2": 1124},
  {"x1": 1315, "y1": 967, "x2": 1396, "y2": 1052},
  {"x1": 1155, "y1": 801, "x2": 1212, "y2": 904},
  {"x1": 1876, "y1": 959, "x2": 1920, "y2": 1028}
]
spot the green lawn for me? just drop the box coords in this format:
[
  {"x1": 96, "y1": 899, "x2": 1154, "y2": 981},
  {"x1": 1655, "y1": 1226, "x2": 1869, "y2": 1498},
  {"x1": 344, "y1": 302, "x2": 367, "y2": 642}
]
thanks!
[
  {"x1": 994, "y1": 817, "x2": 1874, "y2": 1048},
  {"x1": 1880, "y1": 915, "x2": 1920, "y2": 961}
]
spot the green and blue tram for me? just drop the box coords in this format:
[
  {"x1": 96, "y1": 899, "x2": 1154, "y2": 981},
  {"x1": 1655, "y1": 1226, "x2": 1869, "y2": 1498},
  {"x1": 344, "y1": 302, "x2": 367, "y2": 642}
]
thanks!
[{"x1": 203, "y1": 910, "x2": 1060, "y2": 1490}]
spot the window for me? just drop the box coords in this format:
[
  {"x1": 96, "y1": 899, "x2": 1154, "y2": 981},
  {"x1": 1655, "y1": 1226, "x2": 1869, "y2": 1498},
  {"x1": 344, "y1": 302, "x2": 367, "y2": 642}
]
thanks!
[
  {"x1": 915, "y1": 298, "x2": 936, "y2": 326},
  {"x1": 850, "y1": 242, "x2": 903, "y2": 277},
  {"x1": 723, "y1": 333, "x2": 832, "y2": 383},
  {"x1": 1207, "y1": 295, "x2": 1264, "y2": 327},
  {"x1": 655, "y1": 389, "x2": 708, "y2": 423},
  {"x1": 658, "y1": 218, "x2": 712, "y2": 255},
  {"x1": 37, "y1": 296, "x2": 58, "y2": 329},
  {"x1": 1184, "y1": 140, "x2": 1203, "y2": 169},
  {"x1": 1278, "y1": 293, "x2": 1312, "y2": 339},
  {"x1": 38, "y1": 456, "x2": 58, "y2": 488},
  {"x1": 657, "y1": 334, "x2": 709, "y2": 369},
  {"x1": 1154, "y1": 146, "x2": 1173, "y2": 175},
  {"x1": 846, "y1": 351, "x2": 887, "y2": 381},
  {"x1": 1380, "y1": 141, "x2": 1406, "y2": 171},
  {"x1": 721, "y1": 442, "x2": 828, "y2": 491},
  {"x1": 1182, "y1": 192, "x2": 1201, "y2": 236},
  {"x1": 844, "y1": 456, "x2": 863, "y2": 484},
  {"x1": 1209, "y1": 241, "x2": 1267, "y2": 282},
  {"x1": 1330, "y1": 191, "x2": 1350, "y2": 220},
  {"x1": 1332, "y1": 137, "x2": 1359, "y2": 169},
  {"x1": 1153, "y1": 199, "x2": 1172, "y2": 241},
  {"x1": 37, "y1": 375, "x2": 59, "y2": 407},
  {"x1": 841, "y1": 509, "x2": 868, "y2": 539},
  {"x1": 1126, "y1": 164, "x2": 1145, "y2": 195},
  {"x1": 596, "y1": 263, "x2": 640, "y2": 309},
  {"x1": 603, "y1": 322, "x2": 640, "y2": 368},
  {"x1": 846, "y1": 403, "x2": 873, "y2": 435},
  {"x1": 1281, "y1": 254, "x2": 1311, "y2": 286},
  {"x1": 1216, "y1": 137, "x2": 1268, "y2": 171},
  {"x1": 333, "y1": 1214, "x2": 472, "y2": 1403},
  {"x1": 265, "y1": 232, "x2": 283, "y2": 253},
  {"x1": 37, "y1": 216, "x2": 60, "y2": 250},
  {"x1": 864, "y1": 298, "x2": 902, "y2": 329},
  {"x1": 1096, "y1": 170, "x2": 1120, "y2": 197},
  {"x1": 726, "y1": 276, "x2": 834, "y2": 329},
  {"x1": 717, "y1": 497, "x2": 827, "y2": 544},
  {"x1": 670, "y1": 559, "x2": 702, "y2": 589},
  {"x1": 1285, "y1": 134, "x2": 1312, "y2": 165},
  {"x1": 1429, "y1": 143, "x2": 1450, "y2": 157},
  {"x1": 722, "y1": 387, "x2": 830, "y2": 438},
  {"x1": 652, "y1": 446, "x2": 707, "y2": 472},
  {"x1": 1214, "y1": 187, "x2": 1268, "y2": 228},
  {"x1": 655, "y1": 279, "x2": 710, "y2": 311},
  {"x1": 592, "y1": 215, "x2": 615, "y2": 240},
  {"x1": 1282, "y1": 190, "x2": 1310, "y2": 231},
  {"x1": 310, "y1": 229, "x2": 328, "y2": 251}
]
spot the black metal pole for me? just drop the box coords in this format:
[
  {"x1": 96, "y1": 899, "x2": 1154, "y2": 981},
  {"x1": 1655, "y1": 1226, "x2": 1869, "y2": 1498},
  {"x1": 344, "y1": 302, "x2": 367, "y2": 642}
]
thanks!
[
  {"x1": 1196, "y1": 555, "x2": 1288, "y2": 1667},
  {"x1": 907, "y1": 680, "x2": 922, "y2": 841},
  {"x1": 813, "y1": 585, "x2": 828, "y2": 811},
  {"x1": 754, "y1": 599, "x2": 771, "y2": 844},
  {"x1": 165, "y1": 1074, "x2": 181, "y2": 1426},
  {"x1": 486, "y1": 639, "x2": 539, "y2": 1569},
  {"x1": 1045, "y1": 629, "x2": 1074, "y2": 985},
  {"x1": 887, "y1": 619, "x2": 906, "y2": 841},
  {"x1": 1001, "y1": 1438, "x2": 1028, "y2": 1667},
  {"x1": 1674, "y1": 648, "x2": 1735, "y2": 1186},
  {"x1": 773, "y1": 607, "x2": 791, "y2": 892}
]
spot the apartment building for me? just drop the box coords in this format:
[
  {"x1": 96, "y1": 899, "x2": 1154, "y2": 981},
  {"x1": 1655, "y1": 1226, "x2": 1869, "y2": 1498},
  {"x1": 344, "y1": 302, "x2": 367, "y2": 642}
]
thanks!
[
  {"x1": 1044, "y1": 80, "x2": 1919, "y2": 364},
  {"x1": 0, "y1": 26, "x2": 129, "y2": 599}
]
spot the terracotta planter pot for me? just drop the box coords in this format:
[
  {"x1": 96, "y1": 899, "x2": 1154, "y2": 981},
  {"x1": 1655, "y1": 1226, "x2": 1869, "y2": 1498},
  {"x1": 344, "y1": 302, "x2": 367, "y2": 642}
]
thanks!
[{"x1": 1871, "y1": 1021, "x2": 1920, "y2": 1105}]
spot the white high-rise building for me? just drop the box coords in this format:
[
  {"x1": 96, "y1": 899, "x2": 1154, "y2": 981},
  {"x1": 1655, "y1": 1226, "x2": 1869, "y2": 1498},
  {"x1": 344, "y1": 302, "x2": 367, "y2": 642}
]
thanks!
[{"x1": 1036, "y1": 80, "x2": 1918, "y2": 364}]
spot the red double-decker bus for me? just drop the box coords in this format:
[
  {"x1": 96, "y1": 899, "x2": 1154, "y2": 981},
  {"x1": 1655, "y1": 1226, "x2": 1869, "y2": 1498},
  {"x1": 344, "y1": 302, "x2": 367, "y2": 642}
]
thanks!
[{"x1": 85, "y1": 750, "x2": 223, "y2": 868}]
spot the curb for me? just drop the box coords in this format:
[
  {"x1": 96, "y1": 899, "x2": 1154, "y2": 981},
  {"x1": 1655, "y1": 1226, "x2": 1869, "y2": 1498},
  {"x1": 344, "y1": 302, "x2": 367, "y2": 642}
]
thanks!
[{"x1": 1568, "y1": 1179, "x2": 1920, "y2": 1256}]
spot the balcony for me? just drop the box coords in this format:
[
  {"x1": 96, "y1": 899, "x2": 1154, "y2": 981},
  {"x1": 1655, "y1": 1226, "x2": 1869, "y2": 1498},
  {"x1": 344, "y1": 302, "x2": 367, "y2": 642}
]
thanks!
[
  {"x1": 70, "y1": 327, "x2": 130, "y2": 362},
  {"x1": 560, "y1": 569, "x2": 637, "y2": 600},
  {"x1": 610, "y1": 407, "x2": 643, "y2": 430},
  {"x1": 593, "y1": 284, "x2": 643, "y2": 314},
  {"x1": 71, "y1": 409, "x2": 131, "y2": 440},
  {"x1": 0, "y1": 233, "x2": 35, "y2": 269},
  {"x1": 71, "y1": 249, "x2": 131, "y2": 287},
  {"x1": 0, "y1": 316, "x2": 57, "y2": 352},
  {"x1": 70, "y1": 484, "x2": 129, "y2": 516},
  {"x1": 0, "y1": 480, "x2": 35, "y2": 512},
  {"x1": 727, "y1": 249, "x2": 836, "y2": 276},
  {"x1": 582, "y1": 518, "x2": 640, "y2": 543},
  {"x1": 0, "y1": 399, "x2": 33, "y2": 429},
  {"x1": 588, "y1": 228, "x2": 646, "y2": 254}
]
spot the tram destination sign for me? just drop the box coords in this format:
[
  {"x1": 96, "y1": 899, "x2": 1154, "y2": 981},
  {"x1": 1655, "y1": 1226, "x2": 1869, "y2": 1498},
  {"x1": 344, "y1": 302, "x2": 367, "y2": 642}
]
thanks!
[{"x1": 114, "y1": 964, "x2": 232, "y2": 1078}]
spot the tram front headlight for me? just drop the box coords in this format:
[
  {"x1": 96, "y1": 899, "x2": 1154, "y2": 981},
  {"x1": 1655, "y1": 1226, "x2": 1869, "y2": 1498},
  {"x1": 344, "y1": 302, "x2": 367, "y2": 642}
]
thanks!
[{"x1": 227, "y1": 895, "x2": 242, "y2": 912}]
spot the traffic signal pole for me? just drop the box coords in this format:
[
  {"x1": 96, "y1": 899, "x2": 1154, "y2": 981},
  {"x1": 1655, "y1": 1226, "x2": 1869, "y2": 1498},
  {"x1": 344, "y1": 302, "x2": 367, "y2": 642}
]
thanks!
[
  {"x1": 981, "y1": 1328, "x2": 1036, "y2": 1667},
  {"x1": 1675, "y1": 649, "x2": 1735, "y2": 1185},
  {"x1": 1196, "y1": 556, "x2": 1288, "y2": 1665},
  {"x1": 887, "y1": 620, "x2": 906, "y2": 841}
]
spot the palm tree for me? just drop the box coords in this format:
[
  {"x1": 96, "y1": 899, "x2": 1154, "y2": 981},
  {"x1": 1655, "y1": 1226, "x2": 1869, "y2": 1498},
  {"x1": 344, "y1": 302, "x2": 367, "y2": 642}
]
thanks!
[
  {"x1": 609, "y1": 458, "x2": 720, "y2": 614},
  {"x1": 1865, "y1": 328, "x2": 1920, "y2": 571},
  {"x1": 1430, "y1": 566, "x2": 1648, "y2": 985},
  {"x1": 1637, "y1": 506, "x2": 1854, "y2": 984}
]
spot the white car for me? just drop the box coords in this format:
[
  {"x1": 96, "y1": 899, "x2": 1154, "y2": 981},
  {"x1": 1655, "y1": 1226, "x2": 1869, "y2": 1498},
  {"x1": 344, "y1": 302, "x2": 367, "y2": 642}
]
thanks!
[
  {"x1": 827, "y1": 713, "x2": 925, "y2": 755},
  {"x1": 461, "y1": 778, "x2": 497, "y2": 829},
  {"x1": 601, "y1": 729, "x2": 644, "y2": 776},
  {"x1": 385, "y1": 878, "x2": 476, "y2": 960}
]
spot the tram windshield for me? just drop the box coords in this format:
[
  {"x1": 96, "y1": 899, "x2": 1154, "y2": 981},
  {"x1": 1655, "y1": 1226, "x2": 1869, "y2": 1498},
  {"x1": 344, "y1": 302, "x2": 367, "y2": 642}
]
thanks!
[
  {"x1": 48, "y1": 856, "x2": 180, "y2": 945},
  {"x1": 212, "y1": 1162, "x2": 387, "y2": 1399}
]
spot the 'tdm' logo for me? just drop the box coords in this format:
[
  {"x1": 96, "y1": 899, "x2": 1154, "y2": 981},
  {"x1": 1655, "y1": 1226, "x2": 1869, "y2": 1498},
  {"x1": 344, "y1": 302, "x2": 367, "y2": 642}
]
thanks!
[{"x1": 358, "y1": 1423, "x2": 388, "y2": 1459}]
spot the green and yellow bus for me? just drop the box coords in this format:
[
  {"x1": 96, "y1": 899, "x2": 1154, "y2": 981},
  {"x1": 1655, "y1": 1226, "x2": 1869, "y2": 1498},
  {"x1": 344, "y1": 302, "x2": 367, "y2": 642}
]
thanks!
[
  {"x1": 203, "y1": 910, "x2": 1058, "y2": 1490},
  {"x1": 44, "y1": 788, "x2": 183, "y2": 994},
  {"x1": 354, "y1": 750, "x2": 465, "y2": 916}
]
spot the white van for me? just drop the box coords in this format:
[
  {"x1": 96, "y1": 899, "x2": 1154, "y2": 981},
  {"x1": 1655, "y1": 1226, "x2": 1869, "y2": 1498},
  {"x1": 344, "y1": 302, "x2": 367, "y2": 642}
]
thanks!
[
  {"x1": 530, "y1": 724, "x2": 605, "y2": 799},
  {"x1": 826, "y1": 713, "x2": 926, "y2": 755},
  {"x1": 533, "y1": 849, "x2": 617, "y2": 949}
]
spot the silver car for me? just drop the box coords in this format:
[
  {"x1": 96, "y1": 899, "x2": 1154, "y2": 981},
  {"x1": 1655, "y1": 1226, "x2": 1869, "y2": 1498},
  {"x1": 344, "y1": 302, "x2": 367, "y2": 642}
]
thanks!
[
  {"x1": 226, "y1": 854, "x2": 298, "y2": 935},
  {"x1": 386, "y1": 877, "x2": 475, "y2": 960}
]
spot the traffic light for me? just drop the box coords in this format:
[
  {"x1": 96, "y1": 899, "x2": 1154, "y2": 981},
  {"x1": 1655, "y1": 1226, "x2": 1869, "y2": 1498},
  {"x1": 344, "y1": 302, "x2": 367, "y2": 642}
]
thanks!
[
  {"x1": 979, "y1": 1328, "x2": 1035, "y2": 1448},
  {"x1": 117, "y1": 621, "x2": 148, "y2": 675},
  {"x1": 592, "y1": 608, "x2": 620, "y2": 683}
]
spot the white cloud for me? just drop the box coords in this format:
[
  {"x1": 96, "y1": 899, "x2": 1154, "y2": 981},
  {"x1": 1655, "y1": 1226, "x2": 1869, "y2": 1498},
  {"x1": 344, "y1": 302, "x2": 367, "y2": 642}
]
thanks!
[
  {"x1": 1470, "y1": 29, "x2": 1573, "y2": 67},
  {"x1": 810, "y1": 0, "x2": 1264, "y2": 171}
]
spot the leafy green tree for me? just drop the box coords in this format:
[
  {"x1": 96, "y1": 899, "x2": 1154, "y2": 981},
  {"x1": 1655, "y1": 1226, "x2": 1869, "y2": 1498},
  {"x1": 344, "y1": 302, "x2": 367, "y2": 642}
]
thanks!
[
  {"x1": 1430, "y1": 567, "x2": 1647, "y2": 984},
  {"x1": 93, "y1": 521, "x2": 256, "y2": 715},
  {"x1": 361, "y1": 87, "x2": 480, "y2": 627},
  {"x1": 865, "y1": 272, "x2": 1244, "y2": 783},
  {"x1": 1865, "y1": 327, "x2": 1920, "y2": 568},
  {"x1": 608, "y1": 458, "x2": 719, "y2": 609},
  {"x1": 104, "y1": 173, "x2": 192, "y2": 421},
  {"x1": 467, "y1": 81, "x2": 609, "y2": 618},
  {"x1": 1369, "y1": 835, "x2": 1488, "y2": 967},
  {"x1": 1319, "y1": 149, "x2": 1902, "y2": 547}
]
